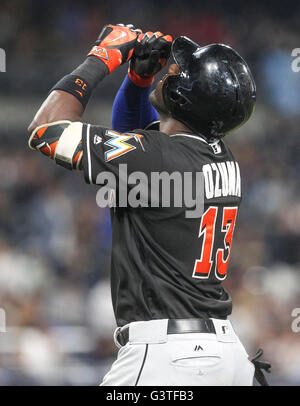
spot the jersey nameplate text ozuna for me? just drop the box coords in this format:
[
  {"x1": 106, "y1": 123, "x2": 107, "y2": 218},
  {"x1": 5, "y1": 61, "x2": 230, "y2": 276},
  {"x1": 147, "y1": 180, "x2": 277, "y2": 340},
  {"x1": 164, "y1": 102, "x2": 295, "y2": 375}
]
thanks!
[{"x1": 202, "y1": 161, "x2": 241, "y2": 199}]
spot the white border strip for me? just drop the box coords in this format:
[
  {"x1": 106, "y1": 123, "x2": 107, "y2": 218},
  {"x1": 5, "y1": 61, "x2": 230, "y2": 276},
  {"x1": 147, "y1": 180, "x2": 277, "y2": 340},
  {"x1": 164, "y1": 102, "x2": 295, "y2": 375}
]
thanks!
[{"x1": 86, "y1": 124, "x2": 92, "y2": 184}]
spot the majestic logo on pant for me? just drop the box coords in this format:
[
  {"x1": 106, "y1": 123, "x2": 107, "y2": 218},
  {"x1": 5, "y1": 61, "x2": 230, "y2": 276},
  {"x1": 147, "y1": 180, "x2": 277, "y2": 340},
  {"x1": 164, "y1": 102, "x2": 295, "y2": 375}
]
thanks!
[
  {"x1": 222, "y1": 325, "x2": 229, "y2": 334},
  {"x1": 194, "y1": 345, "x2": 203, "y2": 351}
]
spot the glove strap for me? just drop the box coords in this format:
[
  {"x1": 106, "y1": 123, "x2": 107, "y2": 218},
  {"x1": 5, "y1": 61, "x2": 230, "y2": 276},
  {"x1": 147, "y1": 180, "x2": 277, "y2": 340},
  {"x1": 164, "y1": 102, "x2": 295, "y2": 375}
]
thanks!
[
  {"x1": 128, "y1": 65, "x2": 154, "y2": 87},
  {"x1": 87, "y1": 46, "x2": 123, "y2": 74}
]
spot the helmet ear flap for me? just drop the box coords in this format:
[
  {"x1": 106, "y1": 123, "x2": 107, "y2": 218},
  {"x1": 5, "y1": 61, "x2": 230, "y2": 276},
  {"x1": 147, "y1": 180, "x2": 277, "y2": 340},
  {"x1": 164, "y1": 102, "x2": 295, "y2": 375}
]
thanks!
[
  {"x1": 163, "y1": 73, "x2": 190, "y2": 109},
  {"x1": 169, "y1": 89, "x2": 188, "y2": 106}
]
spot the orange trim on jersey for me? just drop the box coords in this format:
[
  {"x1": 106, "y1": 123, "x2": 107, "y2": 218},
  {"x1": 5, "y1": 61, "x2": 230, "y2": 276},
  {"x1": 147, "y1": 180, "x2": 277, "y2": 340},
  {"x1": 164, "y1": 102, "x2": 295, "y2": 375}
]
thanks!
[{"x1": 130, "y1": 133, "x2": 145, "y2": 151}]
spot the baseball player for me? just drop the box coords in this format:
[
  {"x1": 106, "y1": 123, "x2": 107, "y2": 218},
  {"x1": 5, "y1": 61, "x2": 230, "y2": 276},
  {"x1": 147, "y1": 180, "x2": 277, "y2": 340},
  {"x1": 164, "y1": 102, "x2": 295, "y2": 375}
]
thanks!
[{"x1": 28, "y1": 24, "x2": 270, "y2": 386}]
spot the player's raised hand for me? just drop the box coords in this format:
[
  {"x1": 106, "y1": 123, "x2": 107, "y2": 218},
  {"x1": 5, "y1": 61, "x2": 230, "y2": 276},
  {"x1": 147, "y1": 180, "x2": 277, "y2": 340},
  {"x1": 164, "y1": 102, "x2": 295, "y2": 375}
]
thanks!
[
  {"x1": 129, "y1": 31, "x2": 173, "y2": 87},
  {"x1": 88, "y1": 24, "x2": 142, "y2": 74}
]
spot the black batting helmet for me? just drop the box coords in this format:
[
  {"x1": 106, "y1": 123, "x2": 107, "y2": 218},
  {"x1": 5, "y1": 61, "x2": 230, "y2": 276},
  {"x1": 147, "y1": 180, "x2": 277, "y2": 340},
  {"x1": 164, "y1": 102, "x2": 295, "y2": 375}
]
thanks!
[{"x1": 162, "y1": 36, "x2": 256, "y2": 140}]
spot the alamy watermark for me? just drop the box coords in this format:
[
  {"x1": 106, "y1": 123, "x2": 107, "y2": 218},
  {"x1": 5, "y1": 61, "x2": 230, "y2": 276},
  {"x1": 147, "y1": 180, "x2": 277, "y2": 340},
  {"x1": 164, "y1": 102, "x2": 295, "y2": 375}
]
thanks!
[
  {"x1": 94, "y1": 161, "x2": 241, "y2": 218},
  {"x1": 291, "y1": 308, "x2": 300, "y2": 333},
  {"x1": 291, "y1": 48, "x2": 300, "y2": 73},
  {"x1": 0, "y1": 308, "x2": 6, "y2": 333},
  {"x1": 95, "y1": 164, "x2": 205, "y2": 218},
  {"x1": 0, "y1": 48, "x2": 6, "y2": 72}
]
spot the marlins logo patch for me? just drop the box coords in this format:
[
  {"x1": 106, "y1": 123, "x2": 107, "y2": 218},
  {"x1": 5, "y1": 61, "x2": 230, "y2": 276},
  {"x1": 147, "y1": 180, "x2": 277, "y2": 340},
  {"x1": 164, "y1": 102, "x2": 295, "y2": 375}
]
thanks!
[{"x1": 104, "y1": 130, "x2": 144, "y2": 162}]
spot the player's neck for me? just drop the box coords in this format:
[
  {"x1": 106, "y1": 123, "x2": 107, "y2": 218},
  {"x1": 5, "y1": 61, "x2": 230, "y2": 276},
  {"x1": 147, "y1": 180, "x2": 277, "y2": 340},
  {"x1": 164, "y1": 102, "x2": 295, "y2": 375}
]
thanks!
[{"x1": 159, "y1": 116, "x2": 193, "y2": 136}]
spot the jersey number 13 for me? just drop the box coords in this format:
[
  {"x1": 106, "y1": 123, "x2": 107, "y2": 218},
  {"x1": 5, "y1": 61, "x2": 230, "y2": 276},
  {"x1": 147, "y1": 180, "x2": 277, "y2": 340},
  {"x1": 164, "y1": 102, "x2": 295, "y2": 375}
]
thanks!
[{"x1": 192, "y1": 206, "x2": 238, "y2": 281}]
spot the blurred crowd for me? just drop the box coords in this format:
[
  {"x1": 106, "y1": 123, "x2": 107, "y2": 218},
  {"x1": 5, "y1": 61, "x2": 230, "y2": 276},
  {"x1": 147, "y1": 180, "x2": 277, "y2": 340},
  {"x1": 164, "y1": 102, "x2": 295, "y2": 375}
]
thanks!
[{"x1": 0, "y1": 0, "x2": 300, "y2": 385}]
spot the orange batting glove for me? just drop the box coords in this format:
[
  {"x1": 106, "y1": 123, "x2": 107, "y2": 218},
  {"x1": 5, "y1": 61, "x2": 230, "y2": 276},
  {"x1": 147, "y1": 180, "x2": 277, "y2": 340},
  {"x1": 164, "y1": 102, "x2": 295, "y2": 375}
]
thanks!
[{"x1": 88, "y1": 24, "x2": 142, "y2": 74}]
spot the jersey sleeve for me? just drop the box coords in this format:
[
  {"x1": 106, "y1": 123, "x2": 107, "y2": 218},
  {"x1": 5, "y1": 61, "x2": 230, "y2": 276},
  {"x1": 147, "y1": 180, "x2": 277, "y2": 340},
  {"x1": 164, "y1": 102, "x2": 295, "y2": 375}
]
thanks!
[{"x1": 81, "y1": 123, "x2": 165, "y2": 185}]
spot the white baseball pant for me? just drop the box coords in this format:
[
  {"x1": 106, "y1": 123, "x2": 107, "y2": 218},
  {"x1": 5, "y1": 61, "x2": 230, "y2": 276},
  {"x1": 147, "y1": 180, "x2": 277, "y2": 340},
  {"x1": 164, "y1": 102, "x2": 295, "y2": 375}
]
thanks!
[{"x1": 100, "y1": 318, "x2": 254, "y2": 386}]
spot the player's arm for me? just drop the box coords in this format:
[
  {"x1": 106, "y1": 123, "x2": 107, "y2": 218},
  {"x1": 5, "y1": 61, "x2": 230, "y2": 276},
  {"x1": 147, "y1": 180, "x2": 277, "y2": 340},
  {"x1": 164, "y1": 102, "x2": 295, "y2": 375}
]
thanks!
[
  {"x1": 111, "y1": 32, "x2": 172, "y2": 132},
  {"x1": 28, "y1": 23, "x2": 141, "y2": 170},
  {"x1": 28, "y1": 23, "x2": 141, "y2": 133}
]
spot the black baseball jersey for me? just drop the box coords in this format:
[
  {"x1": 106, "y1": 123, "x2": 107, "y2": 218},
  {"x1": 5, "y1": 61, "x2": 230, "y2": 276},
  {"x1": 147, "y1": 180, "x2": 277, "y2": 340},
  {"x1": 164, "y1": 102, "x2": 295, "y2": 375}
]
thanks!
[{"x1": 82, "y1": 124, "x2": 242, "y2": 327}]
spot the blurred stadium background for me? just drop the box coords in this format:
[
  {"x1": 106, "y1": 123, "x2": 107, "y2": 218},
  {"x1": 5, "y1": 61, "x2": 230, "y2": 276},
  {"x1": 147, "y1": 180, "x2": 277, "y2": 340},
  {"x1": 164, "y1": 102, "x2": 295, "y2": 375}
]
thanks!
[{"x1": 0, "y1": 0, "x2": 300, "y2": 385}]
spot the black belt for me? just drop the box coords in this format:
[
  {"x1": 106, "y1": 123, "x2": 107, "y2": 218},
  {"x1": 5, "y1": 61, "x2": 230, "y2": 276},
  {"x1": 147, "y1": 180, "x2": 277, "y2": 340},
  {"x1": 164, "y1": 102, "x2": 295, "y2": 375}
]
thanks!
[{"x1": 116, "y1": 318, "x2": 216, "y2": 346}]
